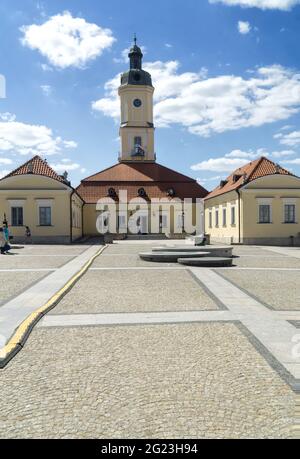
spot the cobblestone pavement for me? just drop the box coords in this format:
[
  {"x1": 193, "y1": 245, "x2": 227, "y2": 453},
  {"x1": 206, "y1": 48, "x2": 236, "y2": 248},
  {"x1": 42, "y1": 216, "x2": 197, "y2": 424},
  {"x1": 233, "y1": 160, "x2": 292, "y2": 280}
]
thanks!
[
  {"x1": 92, "y1": 244, "x2": 178, "y2": 268},
  {"x1": 232, "y1": 247, "x2": 289, "y2": 258},
  {"x1": 0, "y1": 242, "x2": 298, "y2": 438},
  {"x1": 0, "y1": 272, "x2": 49, "y2": 305},
  {"x1": 218, "y1": 269, "x2": 300, "y2": 310},
  {"x1": 0, "y1": 324, "x2": 293, "y2": 439},
  {"x1": 52, "y1": 269, "x2": 218, "y2": 314},
  {"x1": 232, "y1": 255, "x2": 300, "y2": 269},
  {"x1": 0, "y1": 245, "x2": 89, "y2": 269}
]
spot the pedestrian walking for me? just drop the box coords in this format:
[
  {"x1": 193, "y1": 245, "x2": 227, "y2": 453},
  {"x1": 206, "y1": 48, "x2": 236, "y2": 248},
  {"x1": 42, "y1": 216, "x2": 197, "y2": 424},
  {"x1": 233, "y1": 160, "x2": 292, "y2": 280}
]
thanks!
[
  {"x1": 0, "y1": 228, "x2": 7, "y2": 255},
  {"x1": 25, "y1": 226, "x2": 32, "y2": 244},
  {"x1": 2, "y1": 222, "x2": 11, "y2": 253}
]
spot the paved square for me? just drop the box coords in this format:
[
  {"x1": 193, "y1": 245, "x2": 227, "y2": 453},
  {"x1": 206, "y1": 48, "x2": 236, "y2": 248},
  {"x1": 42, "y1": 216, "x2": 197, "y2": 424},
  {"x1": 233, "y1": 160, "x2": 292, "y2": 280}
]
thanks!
[
  {"x1": 51, "y1": 269, "x2": 218, "y2": 314},
  {"x1": 217, "y1": 269, "x2": 300, "y2": 310},
  {"x1": 0, "y1": 324, "x2": 293, "y2": 439},
  {"x1": 0, "y1": 272, "x2": 49, "y2": 305},
  {"x1": 232, "y1": 255, "x2": 300, "y2": 269},
  {"x1": 0, "y1": 242, "x2": 299, "y2": 439}
]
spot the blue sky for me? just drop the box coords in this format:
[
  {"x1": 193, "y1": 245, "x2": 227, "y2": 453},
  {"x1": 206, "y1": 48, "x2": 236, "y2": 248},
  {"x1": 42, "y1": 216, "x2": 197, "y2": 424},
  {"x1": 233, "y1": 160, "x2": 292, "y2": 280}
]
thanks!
[{"x1": 0, "y1": 0, "x2": 300, "y2": 190}]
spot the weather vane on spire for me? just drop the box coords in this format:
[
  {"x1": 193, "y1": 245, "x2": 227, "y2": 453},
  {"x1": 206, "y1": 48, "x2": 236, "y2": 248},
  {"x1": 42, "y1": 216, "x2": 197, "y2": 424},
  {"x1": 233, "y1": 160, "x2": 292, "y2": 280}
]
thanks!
[{"x1": 133, "y1": 33, "x2": 137, "y2": 46}]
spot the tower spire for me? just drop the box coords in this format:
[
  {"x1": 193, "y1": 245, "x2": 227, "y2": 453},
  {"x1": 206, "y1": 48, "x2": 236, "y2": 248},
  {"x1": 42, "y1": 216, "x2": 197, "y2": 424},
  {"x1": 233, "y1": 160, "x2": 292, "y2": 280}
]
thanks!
[{"x1": 128, "y1": 35, "x2": 143, "y2": 70}]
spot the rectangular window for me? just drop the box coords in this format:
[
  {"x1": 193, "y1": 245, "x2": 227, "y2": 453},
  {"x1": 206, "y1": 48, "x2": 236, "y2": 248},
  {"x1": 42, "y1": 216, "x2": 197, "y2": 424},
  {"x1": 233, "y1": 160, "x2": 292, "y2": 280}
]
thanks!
[
  {"x1": 215, "y1": 210, "x2": 219, "y2": 227},
  {"x1": 11, "y1": 207, "x2": 23, "y2": 226},
  {"x1": 259, "y1": 205, "x2": 271, "y2": 223},
  {"x1": 209, "y1": 211, "x2": 212, "y2": 228},
  {"x1": 39, "y1": 207, "x2": 51, "y2": 226},
  {"x1": 134, "y1": 136, "x2": 142, "y2": 146},
  {"x1": 222, "y1": 208, "x2": 227, "y2": 227},
  {"x1": 284, "y1": 204, "x2": 296, "y2": 223},
  {"x1": 231, "y1": 206, "x2": 236, "y2": 226}
]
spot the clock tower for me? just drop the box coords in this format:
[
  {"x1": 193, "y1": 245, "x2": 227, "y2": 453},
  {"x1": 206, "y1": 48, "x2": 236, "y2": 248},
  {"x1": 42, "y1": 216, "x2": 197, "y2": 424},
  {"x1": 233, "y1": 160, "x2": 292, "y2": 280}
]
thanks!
[{"x1": 118, "y1": 37, "x2": 155, "y2": 162}]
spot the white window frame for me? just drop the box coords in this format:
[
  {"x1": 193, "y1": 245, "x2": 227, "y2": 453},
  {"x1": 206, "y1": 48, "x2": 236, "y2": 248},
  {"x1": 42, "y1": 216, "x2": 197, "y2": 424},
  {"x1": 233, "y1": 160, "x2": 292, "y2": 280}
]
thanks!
[
  {"x1": 257, "y1": 198, "x2": 273, "y2": 224},
  {"x1": 231, "y1": 206, "x2": 236, "y2": 226},
  {"x1": 36, "y1": 199, "x2": 54, "y2": 227},
  {"x1": 282, "y1": 198, "x2": 297, "y2": 224},
  {"x1": 215, "y1": 209, "x2": 219, "y2": 227},
  {"x1": 222, "y1": 206, "x2": 227, "y2": 227},
  {"x1": 7, "y1": 199, "x2": 26, "y2": 227},
  {"x1": 208, "y1": 210, "x2": 212, "y2": 229}
]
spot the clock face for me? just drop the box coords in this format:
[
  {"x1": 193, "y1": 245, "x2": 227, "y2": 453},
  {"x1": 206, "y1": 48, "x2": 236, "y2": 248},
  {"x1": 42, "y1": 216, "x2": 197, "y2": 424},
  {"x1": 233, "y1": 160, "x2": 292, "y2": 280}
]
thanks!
[{"x1": 133, "y1": 98, "x2": 142, "y2": 108}]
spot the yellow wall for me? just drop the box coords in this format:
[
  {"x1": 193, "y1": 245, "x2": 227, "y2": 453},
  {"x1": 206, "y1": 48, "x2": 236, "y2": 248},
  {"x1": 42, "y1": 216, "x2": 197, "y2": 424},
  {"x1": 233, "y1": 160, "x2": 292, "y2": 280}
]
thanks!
[
  {"x1": 71, "y1": 193, "x2": 84, "y2": 241},
  {"x1": 241, "y1": 174, "x2": 300, "y2": 244},
  {"x1": 204, "y1": 174, "x2": 300, "y2": 245},
  {"x1": 118, "y1": 84, "x2": 155, "y2": 162},
  {"x1": 0, "y1": 175, "x2": 83, "y2": 243},
  {"x1": 204, "y1": 190, "x2": 240, "y2": 244},
  {"x1": 83, "y1": 201, "x2": 203, "y2": 237}
]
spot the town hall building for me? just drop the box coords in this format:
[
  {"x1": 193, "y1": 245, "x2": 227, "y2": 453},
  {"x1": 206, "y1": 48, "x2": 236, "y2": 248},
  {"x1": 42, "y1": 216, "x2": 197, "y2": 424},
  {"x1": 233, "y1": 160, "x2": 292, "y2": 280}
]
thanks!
[
  {"x1": 1, "y1": 39, "x2": 300, "y2": 245},
  {"x1": 77, "y1": 39, "x2": 208, "y2": 237}
]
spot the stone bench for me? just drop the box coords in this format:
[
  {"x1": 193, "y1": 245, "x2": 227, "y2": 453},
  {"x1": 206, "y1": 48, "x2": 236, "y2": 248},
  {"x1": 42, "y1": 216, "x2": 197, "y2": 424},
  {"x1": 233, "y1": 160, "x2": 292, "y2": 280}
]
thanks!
[
  {"x1": 178, "y1": 257, "x2": 233, "y2": 267},
  {"x1": 139, "y1": 252, "x2": 210, "y2": 263},
  {"x1": 152, "y1": 246, "x2": 233, "y2": 258}
]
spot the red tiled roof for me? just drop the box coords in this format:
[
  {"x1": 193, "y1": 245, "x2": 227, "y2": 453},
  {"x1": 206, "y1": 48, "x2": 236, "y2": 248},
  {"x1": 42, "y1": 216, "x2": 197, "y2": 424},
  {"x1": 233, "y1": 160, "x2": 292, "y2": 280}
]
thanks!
[
  {"x1": 77, "y1": 162, "x2": 208, "y2": 203},
  {"x1": 83, "y1": 162, "x2": 198, "y2": 183},
  {"x1": 205, "y1": 157, "x2": 293, "y2": 200},
  {"x1": 2, "y1": 155, "x2": 65, "y2": 183}
]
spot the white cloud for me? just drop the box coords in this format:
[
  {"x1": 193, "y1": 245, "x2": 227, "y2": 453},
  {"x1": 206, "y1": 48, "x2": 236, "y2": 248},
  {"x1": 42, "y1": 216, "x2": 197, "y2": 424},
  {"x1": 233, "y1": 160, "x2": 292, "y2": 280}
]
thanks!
[
  {"x1": 197, "y1": 175, "x2": 222, "y2": 185},
  {"x1": 0, "y1": 115, "x2": 78, "y2": 156},
  {"x1": 0, "y1": 158, "x2": 13, "y2": 165},
  {"x1": 209, "y1": 0, "x2": 300, "y2": 11},
  {"x1": 238, "y1": 21, "x2": 251, "y2": 34},
  {"x1": 63, "y1": 140, "x2": 78, "y2": 149},
  {"x1": 40, "y1": 85, "x2": 52, "y2": 96},
  {"x1": 0, "y1": 112, "x2": 16, "y2": 122},
  {"x1": 271, "y1": 150, "x2": 296, "y2": 158},
  {"x1": 93, "y1": 63, "x2": 300, "y2": 137},
  {"x1": 191, "y1": 148, "x2": 270, "y2": 172},
  {"x1": 225, "y1": 149, "x2": 256, "y2": 158},
  {"x1": 275, "y1": 130, "x2": 300, "y2": 147},
  {"x1": 282, "y1": 158, "x2": 300, "y2": 165},
  {"x1": 280, "y1": 124, "x2": 294, "y2": 131},
  {"x1": 50, "y1": 161, "x2": 81, "y2": 172},
  {"x1": 191, "y1": 157, "x2": 249, "y2": 172},
  {"x1": 21, "y1": 11, "x2": 116, "y2": 69},
  {"x1": 165, "y1": 43, "x2": 173, "y2": 48},
  {"x1": 40, "y1": 63, "x2": 53, "y2": 72}
]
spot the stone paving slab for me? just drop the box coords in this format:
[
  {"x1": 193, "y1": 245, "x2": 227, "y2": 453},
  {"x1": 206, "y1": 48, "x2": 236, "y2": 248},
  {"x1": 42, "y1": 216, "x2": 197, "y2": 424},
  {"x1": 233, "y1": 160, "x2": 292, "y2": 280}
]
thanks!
[
  {"x1": 92, "y1": 253, "x2": 179, "y2": 268},
  {"x1": 190, "y1": 268, "x2": 300, "y2": 383},
  {"x1": 265, "y1": 247, "x2": 300, "y2": 259},
  {"x1": 232, "y1": 247, "x2": 288, "y2": 258},
  {"x1": 20, "y1": 246, "x2": 87, "y2": 255},
  {"x1": 39, "y1": 311, "x2": 235, "y2": 327},
  {"x1": 232, "y1": 256, "x2": 300, "y2": 269},
  {"x1": 0, "y1": 255, "x2": 77, "y2": 270},
  {"x1": 0, "y1": 245, "x2": 100, "y2": 348},
  {"x1": 102, "y1": 244, "x2": 159, "y2": 254},
  {"x1": 0, "y1": 324, "x2": 293, "y2": 439},
  {"x1": 51, "y1": 269, "x2": 219, "y2": 315},
  {"x1": 218, "y1": 269, "x2": 300, "y2": 311},
  {"x1": 0, "y1": 272, "x2": 50, "y2": 305}
]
